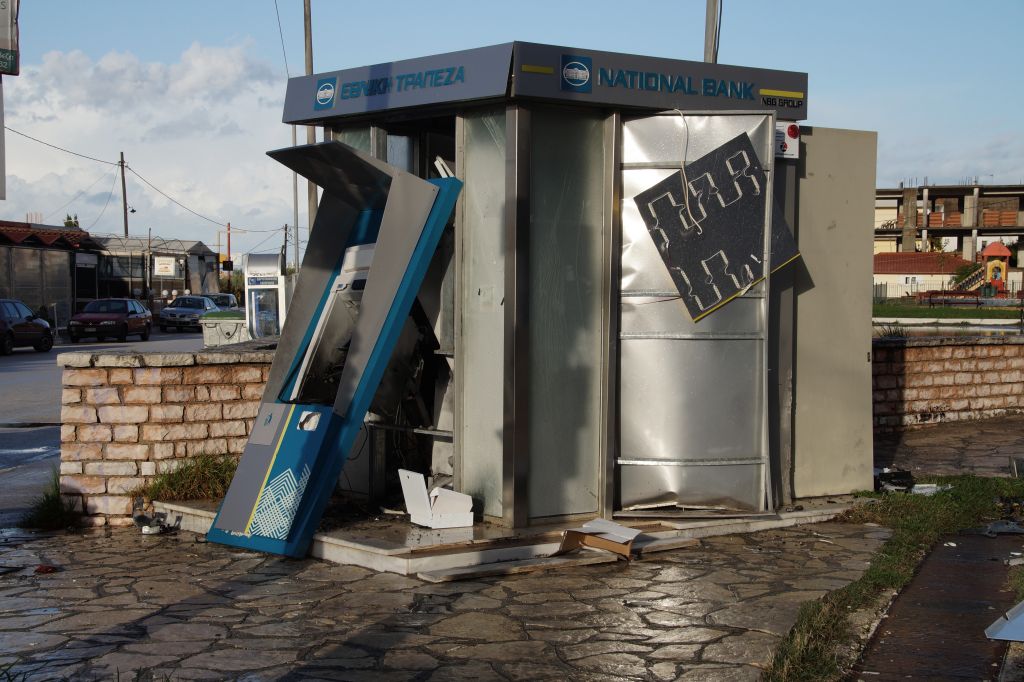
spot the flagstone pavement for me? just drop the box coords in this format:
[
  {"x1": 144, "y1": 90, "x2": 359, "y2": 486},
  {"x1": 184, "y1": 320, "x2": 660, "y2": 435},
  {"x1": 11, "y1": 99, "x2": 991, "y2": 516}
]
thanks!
[{"x1": 0, "y1": 521, "x2": 888, "y2": 681}]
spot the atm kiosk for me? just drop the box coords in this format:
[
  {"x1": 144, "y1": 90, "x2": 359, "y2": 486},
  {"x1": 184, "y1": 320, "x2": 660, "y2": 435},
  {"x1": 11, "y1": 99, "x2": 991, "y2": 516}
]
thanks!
[
  {"x1": 243, "y1": 252, "x2": 292, "y2": 339},
  {"x1": 210, "y1": 42, "x2": 877, "y2": 557}
]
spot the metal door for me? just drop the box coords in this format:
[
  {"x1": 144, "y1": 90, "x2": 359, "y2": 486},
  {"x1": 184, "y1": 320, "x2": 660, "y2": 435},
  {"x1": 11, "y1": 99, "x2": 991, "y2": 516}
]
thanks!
[{"x1": 618, "y1": 112, "x2": 776, "y2": 512}]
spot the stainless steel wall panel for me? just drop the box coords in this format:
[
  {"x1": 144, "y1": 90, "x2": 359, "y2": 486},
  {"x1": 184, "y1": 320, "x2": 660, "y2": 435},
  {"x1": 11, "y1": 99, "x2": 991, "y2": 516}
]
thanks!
[
  {"x1": 458, "y1": 109, "x2": 507, "y2": 518},
  {"x1": 619, "y1": 462, "x2": 763, "y2": 510},
  {"x1": 623, "y1": 114, "x2": 773, "y2": 166},
  {"x1": 526, "y1": 108, "x2": 605, "y2": 520},
  {"x1": 619, "y1": 339, "x2": 762, "y2": 463},
  {"x1": 621, "y1": 296, "x2": 761, "y2": 336},
  {"x1": 617, "y1": 112, "x2": 774, "y2": 512}
]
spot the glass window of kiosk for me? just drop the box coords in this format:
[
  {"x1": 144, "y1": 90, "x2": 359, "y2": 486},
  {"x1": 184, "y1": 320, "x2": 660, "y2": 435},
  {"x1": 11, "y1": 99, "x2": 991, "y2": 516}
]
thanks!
[{"x1": 249, "y1": 288, "x2": 280, "y2": 338}]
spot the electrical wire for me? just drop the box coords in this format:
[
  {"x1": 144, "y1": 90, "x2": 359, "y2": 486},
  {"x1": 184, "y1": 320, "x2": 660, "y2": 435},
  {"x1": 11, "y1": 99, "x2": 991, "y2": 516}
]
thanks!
[
  {"x1": 86, "y1": 169, "x2": 121, "y2": 229},
  {"x1": 714, "y1": 0, "x2": 723, "y2": 63},
  {"x1": 7, "y1": 124, "x2": 306, "y2": 235},
  {"x1": 4, "y1": 126, "x2": 117, "y2": 165},
  {"x1": 44, "y1": 165, "x2": 120, "y2": 222},
  {"x1": 273, "y1": 0, "x2": 290, "y2": 78}
]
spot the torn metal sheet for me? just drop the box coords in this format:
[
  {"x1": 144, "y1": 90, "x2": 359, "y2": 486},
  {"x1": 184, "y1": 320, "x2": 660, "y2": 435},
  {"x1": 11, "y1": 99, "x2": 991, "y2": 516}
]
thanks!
[{"x1": 987, "y1": 599, "x2": 1024, "y2": 641}]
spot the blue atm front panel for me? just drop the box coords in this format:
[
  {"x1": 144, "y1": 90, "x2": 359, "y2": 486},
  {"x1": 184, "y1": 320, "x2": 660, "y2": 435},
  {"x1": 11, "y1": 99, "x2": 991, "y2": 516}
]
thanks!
[{"x1": 207, "y1": 141, "x2": 461, "y2": 557}]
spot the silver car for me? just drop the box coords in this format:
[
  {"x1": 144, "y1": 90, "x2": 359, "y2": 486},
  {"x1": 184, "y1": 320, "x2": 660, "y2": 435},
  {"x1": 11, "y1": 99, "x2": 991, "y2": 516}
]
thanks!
[{"x1": 158, "y1": 296, "x2": 218, "y2": 332}]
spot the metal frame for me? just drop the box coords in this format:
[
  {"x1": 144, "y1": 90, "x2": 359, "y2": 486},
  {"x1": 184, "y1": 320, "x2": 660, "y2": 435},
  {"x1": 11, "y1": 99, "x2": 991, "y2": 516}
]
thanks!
[
  {"x1": 502, "y1": 104, "x2": 530, "y2": 528},
  {"x1": 452, "y1": 114, "x2": 466, "y2": 496},
  {"x1": 599, "y1": 111, "x2": 622, "y2": 519}
]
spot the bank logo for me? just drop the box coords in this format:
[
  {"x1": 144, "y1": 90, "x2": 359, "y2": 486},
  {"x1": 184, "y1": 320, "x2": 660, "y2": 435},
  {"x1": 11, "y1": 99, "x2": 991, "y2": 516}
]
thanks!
[
  {"x1": 561, "y1": 54, "x2": 592, "y2": 93},
  {"x1": 314, "y1": 77, "x2": 337, "y2": 110}
]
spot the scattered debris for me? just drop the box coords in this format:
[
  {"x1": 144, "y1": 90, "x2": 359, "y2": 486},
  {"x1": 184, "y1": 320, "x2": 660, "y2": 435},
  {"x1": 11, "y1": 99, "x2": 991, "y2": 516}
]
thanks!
[
  {"x1": 911, "y1": 483, "x2": 950, "y2": 496},
  {"x1": 943, "y1": 542, "x2": 958, "y2": 547},
  {"x1": 874, "y1": 467, "x2": 914, "y2": 493},
  {"x1": 399, "y1": 469, "x2": 473, "y2": 529},
  {"x1": 980, "y1": 520, "x2": 1024, "y2": 538},
  {"x1": 133, "y1": 510, "x2": 181, "y2": 535},
  {"x1": 986, "y1": 600, "x2": 1024, "y2": 641},
  {"x1": 552, "y1": 518, "x2": 643, "y2": 560},
  {"x1": 33, "y1": 564, "x2": 60, "y2": 574},
  {"x1": 1006, "y1": 557, "x2": 1024, "y2": 566}
]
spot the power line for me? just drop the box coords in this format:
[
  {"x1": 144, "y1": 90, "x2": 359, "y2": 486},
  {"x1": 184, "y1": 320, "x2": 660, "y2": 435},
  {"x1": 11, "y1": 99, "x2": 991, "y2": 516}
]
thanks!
[
  {"x1": 86, "y1": 170, "x2": 121, "y2": 229},
  {"x1": 7, "y1": 124, "x2": 303, "y2": 235},
  {"x1": 273, "y1": 0, "x2": 291, "y2": 78},
  {"x1": 44, "y1": 165, "x2": 120, "y2": 222},
  {"x1": 4, "y1": 126, "x2": 117, "y2": 166},
  {"x1": 125, "y1": 166, "x2": 283, "y2": 234}
]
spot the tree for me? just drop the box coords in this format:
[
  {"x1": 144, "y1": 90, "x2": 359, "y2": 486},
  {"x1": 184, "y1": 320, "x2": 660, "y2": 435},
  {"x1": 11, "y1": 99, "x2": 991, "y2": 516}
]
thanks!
[{"x1": 63, "y1": 213, "x2": 80, "y2": 228}]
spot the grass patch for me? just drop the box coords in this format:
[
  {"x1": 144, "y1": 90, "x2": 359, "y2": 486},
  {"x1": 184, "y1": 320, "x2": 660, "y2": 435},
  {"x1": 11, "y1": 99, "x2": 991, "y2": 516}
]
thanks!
[
  {"x1": 132, "y1": 454, "x2": 238, "y2": 502},
  {"x1": 765, "y1": 476, "x2": 1024, "y2": 681},
  {"x1": 873, "y1": 302, "x2": 1022, "y2": 319},
  {"x1": 20, "y1": 468, "x2": 81, "y2": 530}
]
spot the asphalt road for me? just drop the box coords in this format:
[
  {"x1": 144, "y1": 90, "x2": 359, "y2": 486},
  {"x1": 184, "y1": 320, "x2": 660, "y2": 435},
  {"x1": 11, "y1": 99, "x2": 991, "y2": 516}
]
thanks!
[
  {"x1": 0, "y1": 329, "x2": 204, "y2": 426},
  {"x1": 0, "y1": 330, "x2": 203, "y2": 528}
]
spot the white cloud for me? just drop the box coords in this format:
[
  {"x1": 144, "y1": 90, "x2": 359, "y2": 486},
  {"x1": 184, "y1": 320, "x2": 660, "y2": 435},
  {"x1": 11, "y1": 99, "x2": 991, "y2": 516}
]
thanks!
[{"x1": 2, "y1": 43, "x2": 304, "y2": 257}]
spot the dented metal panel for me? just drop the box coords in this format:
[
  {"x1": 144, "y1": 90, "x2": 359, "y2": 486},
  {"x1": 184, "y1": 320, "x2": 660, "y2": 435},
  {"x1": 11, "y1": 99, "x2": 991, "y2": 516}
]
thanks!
[{"x1": 618, "y1": 113, "x2": 774, "y2": 511}]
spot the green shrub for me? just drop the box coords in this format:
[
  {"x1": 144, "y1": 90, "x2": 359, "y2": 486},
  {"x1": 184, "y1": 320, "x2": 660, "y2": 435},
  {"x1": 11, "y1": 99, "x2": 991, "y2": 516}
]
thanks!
[
  {"x1": 132, "y1": 454, "x2": 238, "y2": 502},
  {"x1": 20, "y1": 468, "x2": 81, "y2": 530}
]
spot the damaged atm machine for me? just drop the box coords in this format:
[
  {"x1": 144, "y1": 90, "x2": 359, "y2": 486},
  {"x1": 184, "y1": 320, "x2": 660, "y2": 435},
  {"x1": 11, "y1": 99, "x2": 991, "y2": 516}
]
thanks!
[{"x1": 208, "y1": 42, "x2": 877, "y2": 557}]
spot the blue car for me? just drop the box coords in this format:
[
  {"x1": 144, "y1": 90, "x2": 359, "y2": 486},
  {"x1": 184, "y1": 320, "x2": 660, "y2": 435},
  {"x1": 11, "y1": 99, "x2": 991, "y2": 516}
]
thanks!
[{"x1": 158, "y1": 295, "x2": 218, "y2": 332}]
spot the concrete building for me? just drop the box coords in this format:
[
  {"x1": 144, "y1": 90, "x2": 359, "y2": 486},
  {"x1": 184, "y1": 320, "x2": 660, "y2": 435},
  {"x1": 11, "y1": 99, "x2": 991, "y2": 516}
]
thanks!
[
  {"x1": 91, "y1": 236, "x2": 220, "y2": 302},
  {"x1": 874, "y1": 183, "x2": 1024, "y2": 262},
  {"x1": 0, "y1": 219, "x2": 100, "y2": 326}
]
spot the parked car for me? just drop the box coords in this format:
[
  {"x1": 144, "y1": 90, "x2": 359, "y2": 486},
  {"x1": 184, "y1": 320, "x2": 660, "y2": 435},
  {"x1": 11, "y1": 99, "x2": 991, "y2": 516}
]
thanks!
[
  {"x1": 0, "y1": 298, "x2": 54, "y2": 354},
  {"x1": 207, "y1": 293, "x2": 239, "y2": 310},
  {"x1": 68, "y1": 298, "x2": 152, "y2": 343},
  {"x1": 159, "y1": 295, "x2": 218, "y2": 331}
]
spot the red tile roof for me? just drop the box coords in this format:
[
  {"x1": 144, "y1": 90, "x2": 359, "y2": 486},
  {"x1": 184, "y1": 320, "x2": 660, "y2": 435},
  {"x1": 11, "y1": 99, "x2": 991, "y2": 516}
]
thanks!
[
  {"x1": 873, "y1": 252, "x2": 973, "y2": 275},
  {"x1": 981, "y1": 242, "x2": 1012, "y2": 258}
]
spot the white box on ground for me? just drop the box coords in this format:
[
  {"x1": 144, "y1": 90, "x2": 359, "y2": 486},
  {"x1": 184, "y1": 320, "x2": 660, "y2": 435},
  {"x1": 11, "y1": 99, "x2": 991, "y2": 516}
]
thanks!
[{"x1": 399, "y1": 469, "x2": 474, "y2": 529}]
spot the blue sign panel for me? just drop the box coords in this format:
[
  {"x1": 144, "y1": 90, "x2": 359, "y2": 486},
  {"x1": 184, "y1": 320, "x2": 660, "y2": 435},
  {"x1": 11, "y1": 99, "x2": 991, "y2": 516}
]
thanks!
[{"x1": 283, "y1": 44, "x2": 514, "y2": 124}]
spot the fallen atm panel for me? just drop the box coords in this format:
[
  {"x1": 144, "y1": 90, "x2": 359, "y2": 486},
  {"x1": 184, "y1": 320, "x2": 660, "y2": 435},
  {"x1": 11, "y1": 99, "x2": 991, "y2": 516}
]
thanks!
[{"x1": 207, "y1": 139, "x2": 461, "y2": 557}]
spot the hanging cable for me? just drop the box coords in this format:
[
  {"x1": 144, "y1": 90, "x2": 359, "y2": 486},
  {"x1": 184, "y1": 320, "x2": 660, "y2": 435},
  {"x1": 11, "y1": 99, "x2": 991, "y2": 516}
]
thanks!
[
  {"x1": 4, "y1": 126, "x2": 117, "y2": 165},
  {"x1": 86, "y1": 170, "x2": 121, "y2": 229},
  {"x1": 714, "y1": 0, "x2": 723, "y2": 63},
  {"x1": 273, "y1": 0, "x2": 291, "y2": 78},
  {"x1": 44, "y1": 165, "x2": 120, "y2": 222}
]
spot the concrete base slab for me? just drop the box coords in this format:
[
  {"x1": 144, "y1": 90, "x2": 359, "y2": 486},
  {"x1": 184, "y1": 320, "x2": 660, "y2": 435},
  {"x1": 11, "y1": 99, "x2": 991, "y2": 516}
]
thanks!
[{"x1": 154, "y1": 500, "x2": 848, "y2": 579}]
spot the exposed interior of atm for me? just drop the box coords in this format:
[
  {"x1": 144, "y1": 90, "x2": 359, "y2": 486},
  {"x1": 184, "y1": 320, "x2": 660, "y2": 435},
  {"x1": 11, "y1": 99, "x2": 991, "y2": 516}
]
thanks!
[{"x1": 207, "y1": 44, "x2": 811, "y2": 558}]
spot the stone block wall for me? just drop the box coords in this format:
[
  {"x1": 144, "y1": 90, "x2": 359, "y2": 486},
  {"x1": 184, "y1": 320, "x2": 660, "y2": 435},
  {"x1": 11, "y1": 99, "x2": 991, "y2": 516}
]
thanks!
[
  {"x1": 873, "y1": 336, "x2": 1024, "y2": 431},
  {"x1": 58, "y1": 343, "x2": 273, "y2": 526}
]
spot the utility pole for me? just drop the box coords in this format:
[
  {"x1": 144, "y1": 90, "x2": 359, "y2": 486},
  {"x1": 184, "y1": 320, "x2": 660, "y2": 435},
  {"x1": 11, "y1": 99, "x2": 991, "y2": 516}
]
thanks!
[
  {"x1": 304, "y1": 0, "x2": 317, "y2": 230},
  {"x1": 146, "y1": 227, "x2": 152, "y2": 299},
  {"x1": 227, "y1": 222, "x2": 232, "y2": 267},
  {"x1": 119, "y1": 151, "x2": 129, "y2": 237},
  {"x1": 292, "y1": 126, "x2": 300, "y2": 273},
  {"x1": 703, "y1": 0, "x2": 720, "y2": 63}
]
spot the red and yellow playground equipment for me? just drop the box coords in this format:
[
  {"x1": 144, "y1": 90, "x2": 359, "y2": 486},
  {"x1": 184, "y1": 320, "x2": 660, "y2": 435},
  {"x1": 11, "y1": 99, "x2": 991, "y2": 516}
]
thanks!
[{"x1": 981, "y1": 241, "x2": 1012, "y2": 294}]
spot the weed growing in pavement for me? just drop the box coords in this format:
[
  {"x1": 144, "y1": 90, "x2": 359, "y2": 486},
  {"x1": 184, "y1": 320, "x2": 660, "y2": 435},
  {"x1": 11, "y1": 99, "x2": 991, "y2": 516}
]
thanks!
[
  {"x1": 131, "y1": 453, "x2": 238, "y2": 502},
  {"x1": 19, "y1": 467, "x2": 80, "y2": 530},
  {"x1": 874, "y1": 323, "x2": 909, "y2": 338},
  {"x1": 765, "y1": 476, "x2": 1024, "y2": 682}
]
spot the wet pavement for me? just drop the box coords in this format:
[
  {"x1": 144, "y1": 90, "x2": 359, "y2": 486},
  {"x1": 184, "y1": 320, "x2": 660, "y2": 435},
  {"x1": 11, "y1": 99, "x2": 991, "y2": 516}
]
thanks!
[
  {"x1": 0, "y1": 521, "x2": 889, "y2": 681},
  {"x1": 875, "y1": 414, "x2": 1024, "y2": 477}
]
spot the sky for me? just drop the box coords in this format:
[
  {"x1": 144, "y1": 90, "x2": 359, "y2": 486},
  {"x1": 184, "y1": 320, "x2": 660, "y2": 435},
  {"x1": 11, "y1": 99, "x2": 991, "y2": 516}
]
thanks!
[{"x1": 3, "y1": 0, "x2": 1022, "y2": 257}]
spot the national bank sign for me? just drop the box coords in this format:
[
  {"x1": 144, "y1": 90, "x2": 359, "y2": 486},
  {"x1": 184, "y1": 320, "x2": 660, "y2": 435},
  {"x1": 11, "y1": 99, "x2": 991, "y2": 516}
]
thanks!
[
  {"x1": 512, "y1": 43, "x2": 808, "y2": 119},
  {"x1": 561, "y1": 54, "x2": 592, "y2": 93}
]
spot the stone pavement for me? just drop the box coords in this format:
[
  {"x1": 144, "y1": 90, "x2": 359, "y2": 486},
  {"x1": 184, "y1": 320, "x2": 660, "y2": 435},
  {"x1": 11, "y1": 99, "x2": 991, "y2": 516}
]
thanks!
[
  {"x1": 875, "y1": 413, "x2": 1024, "y2": 477},
  {"x1": 0, "y1": 521, "x2": 889, "y2": 681}
]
